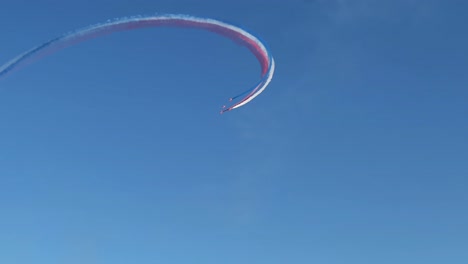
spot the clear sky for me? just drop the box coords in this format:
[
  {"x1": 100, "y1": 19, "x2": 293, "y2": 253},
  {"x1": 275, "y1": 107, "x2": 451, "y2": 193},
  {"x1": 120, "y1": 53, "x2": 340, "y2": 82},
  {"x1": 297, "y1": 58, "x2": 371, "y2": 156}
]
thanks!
[{"x1": 1, "y1": 0, "x2": 467, "y2": 263}]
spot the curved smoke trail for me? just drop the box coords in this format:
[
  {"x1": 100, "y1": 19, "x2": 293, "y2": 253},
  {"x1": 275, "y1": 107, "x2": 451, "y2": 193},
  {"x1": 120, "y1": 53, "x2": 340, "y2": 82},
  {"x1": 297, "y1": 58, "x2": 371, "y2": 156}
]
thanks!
[{"x1": 0, "y1": 14, "x2": 275, "y2": 113}]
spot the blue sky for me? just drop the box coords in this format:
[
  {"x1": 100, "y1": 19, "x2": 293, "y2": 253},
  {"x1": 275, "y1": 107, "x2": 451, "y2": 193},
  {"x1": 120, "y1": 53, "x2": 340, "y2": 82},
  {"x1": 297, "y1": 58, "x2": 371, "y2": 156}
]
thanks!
[{"x1": 1, "y1": 0, "x2": 467, "y2": 263}]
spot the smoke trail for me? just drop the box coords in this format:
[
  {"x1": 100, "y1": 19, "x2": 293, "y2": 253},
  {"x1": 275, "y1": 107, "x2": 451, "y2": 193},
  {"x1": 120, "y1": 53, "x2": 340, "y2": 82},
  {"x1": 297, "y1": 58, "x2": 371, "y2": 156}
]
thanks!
[{"x1": 0, "y1": 14, "x2": 275, "y2": 113}]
